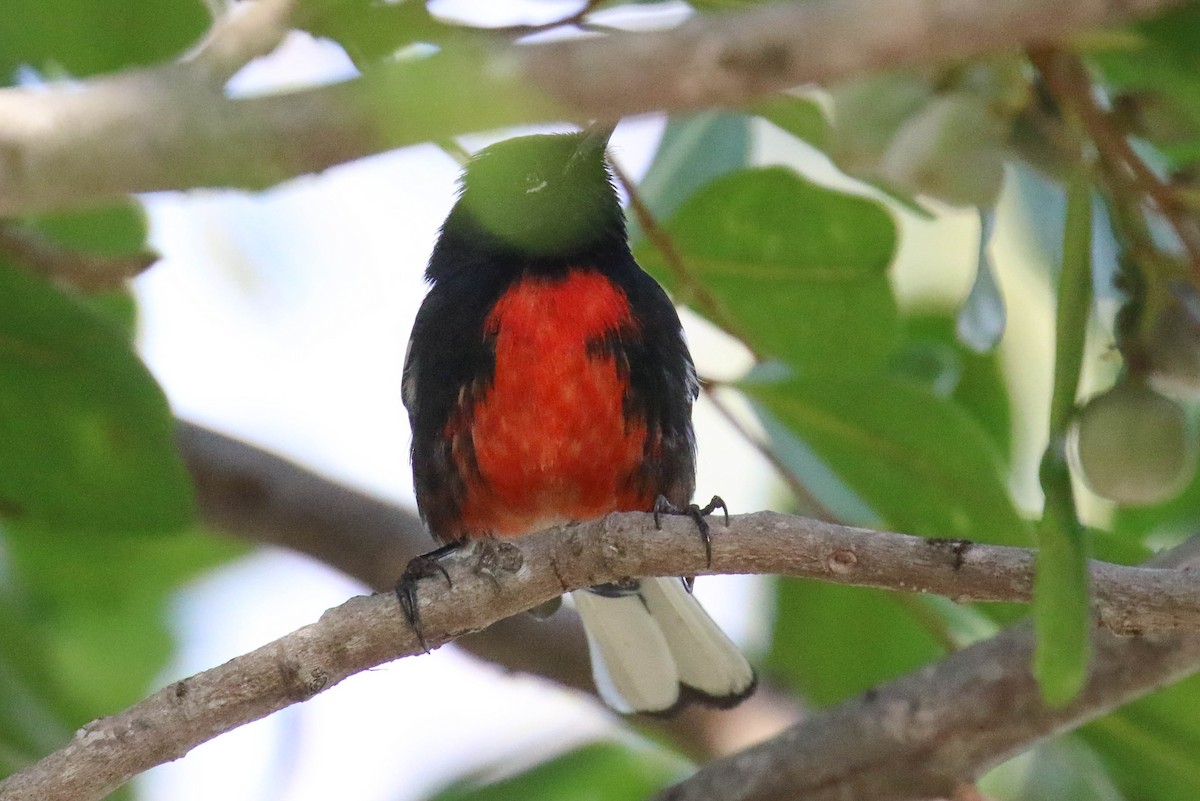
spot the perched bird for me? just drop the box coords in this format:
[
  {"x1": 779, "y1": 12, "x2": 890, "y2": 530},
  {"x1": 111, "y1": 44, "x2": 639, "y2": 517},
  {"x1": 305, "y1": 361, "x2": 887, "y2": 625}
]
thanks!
[{"x1": 401, "y1": 126, "x2": 755, "y2": 714}]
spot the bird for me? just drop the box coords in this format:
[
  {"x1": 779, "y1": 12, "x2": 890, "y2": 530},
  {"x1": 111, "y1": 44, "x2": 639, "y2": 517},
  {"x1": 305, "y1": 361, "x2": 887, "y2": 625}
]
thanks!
[{"x1": 400, "y1": 125, "x2": 756, "y2": 714}]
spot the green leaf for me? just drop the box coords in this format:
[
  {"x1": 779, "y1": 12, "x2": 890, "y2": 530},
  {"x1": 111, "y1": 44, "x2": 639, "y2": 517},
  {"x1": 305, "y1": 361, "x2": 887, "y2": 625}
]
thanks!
[
  {"x1": 752, "y1": 94, "x2": 829, "y2": 151},
  {"x1": 298, "y1": 0, "x2": 450, "y2": 66},
  {"x1": 766, "y1": 579, "x2": 945, "y2": 705},
  {"x1": 0, "y1": 0, "x2": 210, "y2": 81},
  {"x1": 2, "y1": 526, "x2": 247, "y2": 716},
  {"x1": 891, "y1": 312, "x2": 1013, "y2": 462},
  {"x1": 1081, "y1": 675, "x2": 1200, "y2": 801},
  {"x1": 0, "y1": 263, "x2": 193, "y2": 534},
  {"x1": 0, "y1": 592, "x2": 74, "y2": 774},
  {"x1": 636, "y1": 168, "x2": 899, "y2": 372},
  {"x1": 747, "y1": 375, "x2": 1029, "y2": 543},
  {"x1": 28, "y1": 202, "x2": 150, "y2": 257},
  {"x1": 981, "y1": 735, "x2": 1127, "y2": 801},
  {"x1": 631, "y1": 112, "x2": 751, "y2": 239},
  {"x1": 426, "y1": 742, "x2": 685, "y2": 801},
  {"x1": 21, "y1": 203, "x2": 150, "y2": 337}
]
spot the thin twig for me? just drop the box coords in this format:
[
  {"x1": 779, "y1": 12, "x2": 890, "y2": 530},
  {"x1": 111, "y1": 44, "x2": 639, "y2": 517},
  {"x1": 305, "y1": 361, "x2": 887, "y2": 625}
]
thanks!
[
  {"x1": 612, "y1": 154, "x2": 840, "y2": 524},
  {"x1": 0, "y1": 223, "x2": 157, "y2": 291},
  {"x1": 1028, "y1": 46, "x2": 1200, "y2": 285},
  {"x1": 611, "y1": 158, "x2": 765, "y2": 360},
  {"x1": 701, "y1": 383, "x2": 835, "y2": 521},
  {"x1": 486, "y1": 0, "x2": 606, "y2": 37},
  {"x1": 187, "y1": 0, "x2": 299, "y2": 84}
]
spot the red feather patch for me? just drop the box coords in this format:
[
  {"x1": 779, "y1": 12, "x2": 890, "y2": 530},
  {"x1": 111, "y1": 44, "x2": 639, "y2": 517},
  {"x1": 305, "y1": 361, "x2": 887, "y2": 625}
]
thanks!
[{"x1": 447, "y1": 269, "x2": 653, "y2": 537}]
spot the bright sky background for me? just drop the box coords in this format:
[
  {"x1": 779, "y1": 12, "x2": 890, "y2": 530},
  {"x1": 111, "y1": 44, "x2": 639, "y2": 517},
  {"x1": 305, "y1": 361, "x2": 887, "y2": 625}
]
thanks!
[{"x1": 131, "y1": 6, "x2": 781, "y2": 799}]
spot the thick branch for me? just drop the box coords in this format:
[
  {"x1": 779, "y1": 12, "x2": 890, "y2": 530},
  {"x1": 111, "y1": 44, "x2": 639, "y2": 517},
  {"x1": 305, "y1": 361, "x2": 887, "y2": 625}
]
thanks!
[
  {"x1": 179, "y1": 421, "x2": 798, "y2": 760},
  {"x1": 177, "y1": 420, "x2": 594, "y2": 690},
  {"x1": 659, "y1": 541, "x2": 1200, "y2": 801},
  {"x1": 0, "y1": 0, "x2": 1182, "y2": 215},
  {"x1": 658, "y1": 620, "x2": 1200, "y2": 801},
  {"x1": 4, "y1": 512, "x2": 1200, "y2": 801},
  {"x1": 180, "y1": 422, "x2": 1200, "y2": 636}
]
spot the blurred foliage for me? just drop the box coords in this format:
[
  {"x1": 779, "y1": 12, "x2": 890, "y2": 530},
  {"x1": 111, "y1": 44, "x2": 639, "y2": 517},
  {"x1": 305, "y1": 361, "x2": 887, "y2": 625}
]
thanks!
[
  {"x1": 636, "y1": 167, "x2": 900, "y2": 371},
  {"x1": 0, "y1": 261, "x2": 193, "y2": 534},
  {"x1": 767, "y1": 580, "x2": 946, "y2": 704},
  {"x1": 0, "y1": 0, "x2": 208, "y2": 80},
  {"x1": 3, "y1": 1, "x2": 1200, "y2": 801},
  {"x1": 426, "y1": 742, "x2": 687, "y2": 801},
  {"x1": 1090, "y1": 4, "x2": 1200, "y2": 166}
]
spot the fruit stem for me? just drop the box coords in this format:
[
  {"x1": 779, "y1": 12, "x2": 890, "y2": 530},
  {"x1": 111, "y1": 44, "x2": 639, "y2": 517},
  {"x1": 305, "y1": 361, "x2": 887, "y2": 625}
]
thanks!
[{"x1": 1033, "y1": 165, "x2": 1094, "y2": 706}]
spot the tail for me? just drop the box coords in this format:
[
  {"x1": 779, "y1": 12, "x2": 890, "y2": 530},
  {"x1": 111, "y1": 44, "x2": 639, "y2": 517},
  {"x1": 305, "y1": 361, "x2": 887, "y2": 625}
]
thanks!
[{"x1": 571, "y1": 578, "x2": 756, "y2": 714}]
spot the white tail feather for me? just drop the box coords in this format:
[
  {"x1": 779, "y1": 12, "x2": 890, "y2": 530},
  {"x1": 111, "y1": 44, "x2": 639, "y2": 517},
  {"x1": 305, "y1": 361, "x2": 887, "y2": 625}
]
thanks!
[
  {"x1": 571, "y1": 589, "x2": 677, "y2": 713},
  {"x1": 639, "y1": 577, "x2": 756, "y2": 699},
  {"x1": 571, "y1": 578, "x2": 755, "y2": 713}
]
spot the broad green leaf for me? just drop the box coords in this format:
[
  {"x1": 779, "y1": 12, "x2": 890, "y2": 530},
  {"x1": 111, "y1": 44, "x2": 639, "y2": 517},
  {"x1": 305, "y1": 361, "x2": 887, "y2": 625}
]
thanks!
[
  {"x1": 28, "y1": 202, "x2": 150, "y2": 257},
  {"x1": 1081, "y1": 675, "x2": 1200, "y2": 801},
  {"x1": 631, "y1": 112, "x2": 751, "y2": 239},
  {"x1": 747, "y1": 375, "x2": 1029, "y2": 543},
  {"x1": 1, "y1": 526, "x2": 248, "y2": 720},
  {"x1": 80, "y1": 290, "x2": 139, "y2": 339},
  {"x1": 753, "y1": 95, "x2": 828, "y2": 151},
  {"x1": 0, "y1": 0, "x2": 209, "y2": 81},
  {"x1": 982, "y1": 735, "x2": 1127, "y2": 801},
  {"x1": 0, "y1": 263, "x2": 193, "y2": 534},
  {"x1": 767, "y1": 579, "x2": 945, "y2": 705},
  {"x1": 891, "y1": 312, "x2": 1013, "y2": 462},
  {"x1": 426, "y1": 742, "x2": 685, "y2": 801},
  {"x1": 21, "y1": 202, "x2": 151, "y2": 336},
  {"x1": 754, "y1": 401, "x2": 878, "y2": 523},
  {"x1": 0, "y1": 591, "x2": 73, "y2": 774},
  {"x1": 637, "y1": 168, "x2": 899, "y2": 372},
  {"x1": 298, "y1": 0, "x2": 451, "y2": 66}
]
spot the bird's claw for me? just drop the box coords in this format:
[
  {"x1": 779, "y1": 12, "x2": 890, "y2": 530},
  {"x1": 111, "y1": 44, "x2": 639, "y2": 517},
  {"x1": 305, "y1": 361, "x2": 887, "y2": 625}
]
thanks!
[
  {"x1": 395, "y1": 543, "x2": 458, "y2": 653},
  {"x1": 653, "y1": 494, "x2": 729, "y2": 575}
]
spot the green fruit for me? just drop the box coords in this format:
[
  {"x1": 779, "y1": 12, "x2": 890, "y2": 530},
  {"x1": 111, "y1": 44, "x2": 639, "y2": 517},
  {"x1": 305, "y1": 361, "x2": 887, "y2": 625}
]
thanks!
[{"x1": 1071, "y1": 381, "x2": 1198, "y2": 506}]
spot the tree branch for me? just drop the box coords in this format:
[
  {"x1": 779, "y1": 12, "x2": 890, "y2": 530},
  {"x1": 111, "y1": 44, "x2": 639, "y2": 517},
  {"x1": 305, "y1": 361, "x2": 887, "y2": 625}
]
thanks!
[
  {"x1": 187, "y1": 0, "x2": 299, "y2": 84},
  {"x1": 1028, "y1": 45, "x2": 1200, "y2": 284},
  {"x1": 178, "y1": 421, "x2": 802, "y2": 761},
  {"x1": 0, "y1": 0, "x2": 1182, "y2": 216},
  {"x1": 3, "y1": 509, "x2": 1200, "y2": 801},
  {"x1": 658, "y1": 540, "x2": 1200, "y2": 801},
  {"x1": 180, "y1": 421, "x2": 1200, "y2": 636},
  {"x1": 176, "y1": 420, "x2": 594, "y2": 688},
  {"x1": 0, "y1": 222, "x2": 157, "y2": 290}
]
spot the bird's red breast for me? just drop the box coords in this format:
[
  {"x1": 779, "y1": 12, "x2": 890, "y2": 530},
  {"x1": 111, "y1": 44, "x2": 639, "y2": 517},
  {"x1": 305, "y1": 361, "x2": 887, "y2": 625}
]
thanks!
[{"x1": 444, "y1": 268, "x2": 656, "y2": 538}]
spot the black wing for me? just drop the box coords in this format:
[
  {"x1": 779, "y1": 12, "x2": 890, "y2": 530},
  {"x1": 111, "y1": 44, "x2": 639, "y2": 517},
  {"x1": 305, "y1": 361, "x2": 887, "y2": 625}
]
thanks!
[
  {"x1": 403, "y1": 258, "x2": 510, "y2": 542},
  {"x1": 605, "y1": 253, "x2": 699, "y2": 509}
]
